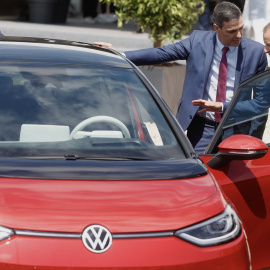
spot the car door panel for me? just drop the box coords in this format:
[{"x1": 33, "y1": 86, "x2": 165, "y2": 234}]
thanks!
[{"x1": 201, "y1": 154, "x2": 270, "y2": 269}]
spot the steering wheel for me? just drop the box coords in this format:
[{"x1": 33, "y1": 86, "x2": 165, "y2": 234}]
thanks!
[{"x1": 70, "y1": 116, "x2": 131, "y2": 139}]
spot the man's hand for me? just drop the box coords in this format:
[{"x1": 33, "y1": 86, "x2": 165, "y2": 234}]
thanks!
[
  {"x1": 93, "y1": 42, "x2": 114, "y2": 49},
  {"x1": 192, "y1": 99, "x2": 223, "y2": 113}
]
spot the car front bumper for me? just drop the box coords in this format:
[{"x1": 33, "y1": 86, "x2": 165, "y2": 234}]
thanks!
[{"x1": 0, "y1": 230, "x2": 250, "y2": 269}]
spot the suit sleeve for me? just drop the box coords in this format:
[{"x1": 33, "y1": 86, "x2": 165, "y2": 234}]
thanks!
[{"x1": 124, "y1": 31, "x2": 197, "y2": 66}]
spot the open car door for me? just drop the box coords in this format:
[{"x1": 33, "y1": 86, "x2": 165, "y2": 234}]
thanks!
[{"x1": 200, "y1": 69, "x2": 270, "y2": 270}]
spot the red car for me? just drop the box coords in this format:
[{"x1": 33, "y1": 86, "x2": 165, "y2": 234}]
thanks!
[{"x1": 0, "y1": 36, "x2": 266, "y2": 269}]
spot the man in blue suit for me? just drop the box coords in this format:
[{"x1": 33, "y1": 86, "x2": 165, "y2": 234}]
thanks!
[{"x1": 95, "y1": 2, "x2": 267, "y2": 153}]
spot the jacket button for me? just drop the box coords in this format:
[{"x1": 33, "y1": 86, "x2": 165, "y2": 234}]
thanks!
[{"x1": 189, "y1": 115, "x2": 192, "y2": 119}]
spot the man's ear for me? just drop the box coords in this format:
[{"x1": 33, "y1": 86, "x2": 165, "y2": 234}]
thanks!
[{"x1": 213, "y1": 23, "x2": 220, "y2": 33}]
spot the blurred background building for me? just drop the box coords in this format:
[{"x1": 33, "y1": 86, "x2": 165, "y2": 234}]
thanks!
[{"x1": 0, "y1": 0, "x2": 245, "y2": 24}]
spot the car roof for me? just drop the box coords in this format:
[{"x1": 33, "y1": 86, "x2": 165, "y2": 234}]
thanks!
[{"x1": 0, "y1": 36, "x2": 131, "y2": 68}]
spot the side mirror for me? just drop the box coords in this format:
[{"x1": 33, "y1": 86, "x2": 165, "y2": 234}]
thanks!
[{"x1": 207, "y1": 134, "x2": 268, "y2": 169}]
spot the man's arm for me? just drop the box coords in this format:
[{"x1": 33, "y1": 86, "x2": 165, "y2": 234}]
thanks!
[
  {"x1": 94, "y1": 30, "x2": 200, "y2": 66},
  {"x1": 124, "y1": 31, "x2": 196, "y2": 66}
]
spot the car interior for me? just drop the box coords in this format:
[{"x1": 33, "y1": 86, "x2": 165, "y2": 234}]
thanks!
[{"x1": 0, "y1": 64, "x2": 185, "y2": 160}]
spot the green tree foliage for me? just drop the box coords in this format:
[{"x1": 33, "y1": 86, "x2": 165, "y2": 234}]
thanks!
[{"x1": 101, "y1": 0, "x2": 205, "y2": 47}]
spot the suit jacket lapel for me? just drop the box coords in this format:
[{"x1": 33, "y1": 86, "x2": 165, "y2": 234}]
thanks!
[
  {"x1": 204, "y1": 32, "x2": 216, "y2": 90},
  {"x1": 235, "y1": 41, "x2": 245, "y2": 91}
]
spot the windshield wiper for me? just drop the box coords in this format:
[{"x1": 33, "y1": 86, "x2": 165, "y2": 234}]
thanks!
[
  {"x1": 12, "y1": 155, "x2": 153, "y2": 161},
  {"x1": 64, "y1": 154, "x2": 152, "y2": 161}
]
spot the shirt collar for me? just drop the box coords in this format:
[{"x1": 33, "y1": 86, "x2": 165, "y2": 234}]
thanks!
[{"x1": 216, "y1": 36, "x2": 238, "y2": 53}]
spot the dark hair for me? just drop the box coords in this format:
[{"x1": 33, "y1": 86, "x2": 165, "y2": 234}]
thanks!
[{"x1": 212, "y1": 1, "x2": 242, "y2": 28}]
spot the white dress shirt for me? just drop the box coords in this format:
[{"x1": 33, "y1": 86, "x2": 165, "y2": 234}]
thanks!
[{"x1": 202, "y1": 36, "x2": 239, "y2": 120}]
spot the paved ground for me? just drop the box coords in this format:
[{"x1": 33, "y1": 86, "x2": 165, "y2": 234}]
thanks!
[{"x1": 0, "y1": 17, "x2": 156, "y2": 52}]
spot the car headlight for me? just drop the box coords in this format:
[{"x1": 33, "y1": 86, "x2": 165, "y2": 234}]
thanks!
[
  {"x1": 0, "y1": 226, "x2": 14, "y2": 241},
  {"x1": 175, "y1": 205, "x2": 241, "y2": 247}
]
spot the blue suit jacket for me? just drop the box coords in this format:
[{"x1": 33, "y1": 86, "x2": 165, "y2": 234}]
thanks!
[{"x1": 125, "y1": 30, "x2": 268, "y2": 130}]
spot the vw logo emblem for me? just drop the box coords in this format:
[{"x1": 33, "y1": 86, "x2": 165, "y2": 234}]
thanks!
[{"x1": 82, "y1": 225, "x2": 112, "y2": 253}]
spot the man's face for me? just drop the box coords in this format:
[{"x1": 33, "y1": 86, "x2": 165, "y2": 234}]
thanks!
[
  {"x1": 213, "y1": 16, "x2": 243, "y2": 47},
  {"x1": 263, "y1": 29, "x2": 270, "y2": 55}
]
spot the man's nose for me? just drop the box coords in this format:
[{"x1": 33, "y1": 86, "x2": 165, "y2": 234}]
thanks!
[{"x1": 236, "y1": 30, "x2": 242, "y2": 38}]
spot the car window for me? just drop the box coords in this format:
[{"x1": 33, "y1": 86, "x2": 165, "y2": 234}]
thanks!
[
  {"x1": 207, "y1": 70, "x2": 270, "y2": 153},
  {"x1": 0, "y1": 63, "x2": 185, "y2": 160}
]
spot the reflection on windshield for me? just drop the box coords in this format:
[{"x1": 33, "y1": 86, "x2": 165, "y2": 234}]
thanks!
[
  {"x1": 220, "y1": 72, "x2": 270, "y2": 147},
  {"x1": 0, "y1": 64, "x2": 184, "y2": 160}
]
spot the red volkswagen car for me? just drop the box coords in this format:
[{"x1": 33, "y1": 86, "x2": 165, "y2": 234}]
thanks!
[{"x1": 0, "y1": 36, "x2": 267, "y2": 269}]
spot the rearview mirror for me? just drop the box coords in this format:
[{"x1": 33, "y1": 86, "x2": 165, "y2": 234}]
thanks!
[{"x1": 207, "y1": 134, "x2": 268, "y2": 169}]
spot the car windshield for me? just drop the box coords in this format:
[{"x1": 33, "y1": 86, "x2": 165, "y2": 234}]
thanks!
[{"x1": 0, "y1": 63, "x2": 185, "y2": 160}]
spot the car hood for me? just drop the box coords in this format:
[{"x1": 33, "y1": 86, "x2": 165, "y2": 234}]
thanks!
[{"x1": 0, "y1": 174, "x2": 226, "y2": 234}]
